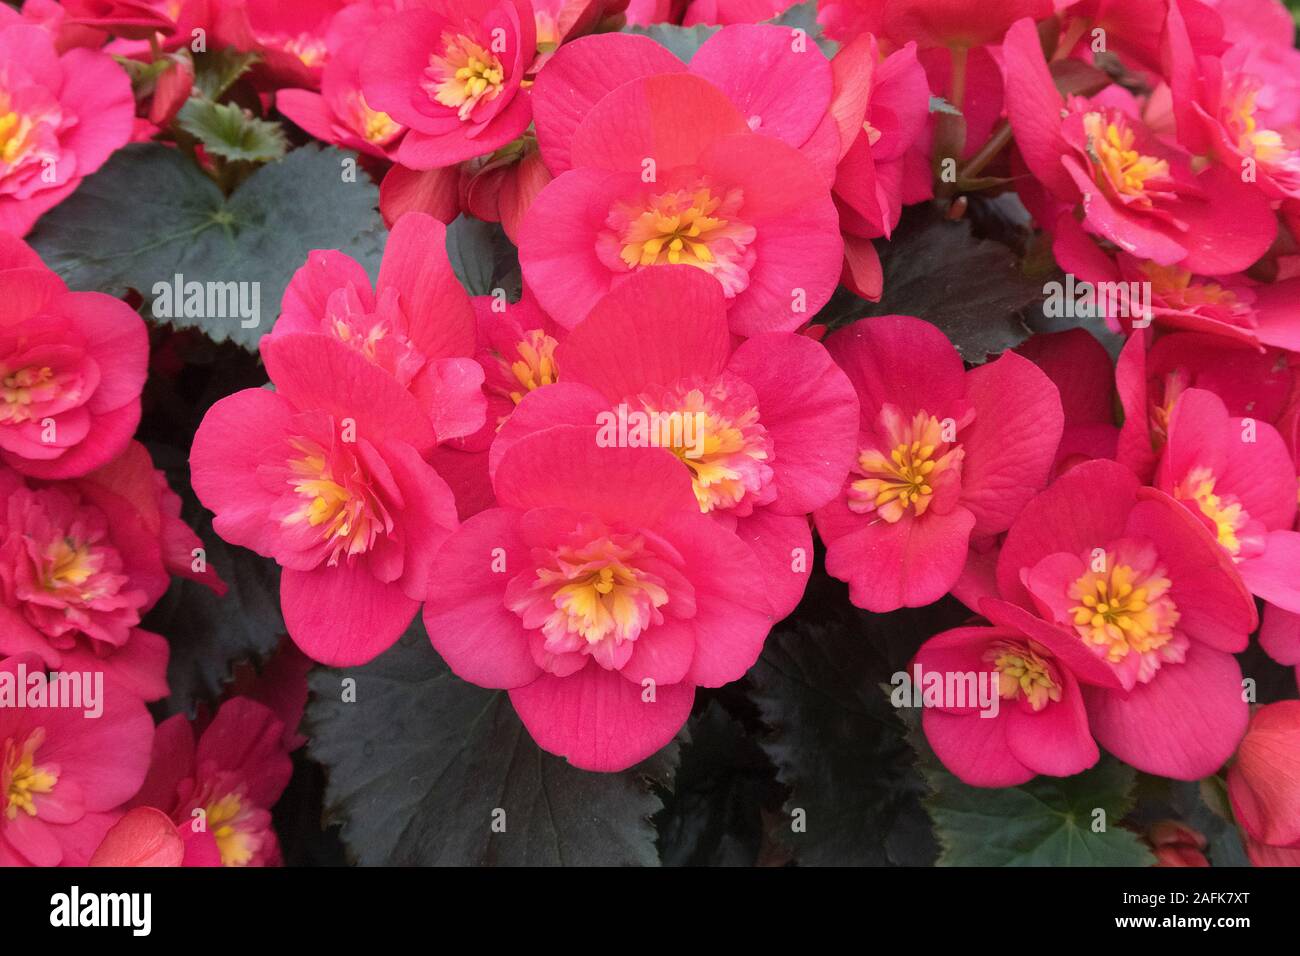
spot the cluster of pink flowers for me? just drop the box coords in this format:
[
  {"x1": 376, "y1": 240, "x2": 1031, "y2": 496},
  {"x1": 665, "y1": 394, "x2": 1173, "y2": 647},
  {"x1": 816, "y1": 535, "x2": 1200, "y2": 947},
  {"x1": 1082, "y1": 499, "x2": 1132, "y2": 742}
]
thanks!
[{"x1": 2, "y1": 0, "x2": 1300, "y2": 867}]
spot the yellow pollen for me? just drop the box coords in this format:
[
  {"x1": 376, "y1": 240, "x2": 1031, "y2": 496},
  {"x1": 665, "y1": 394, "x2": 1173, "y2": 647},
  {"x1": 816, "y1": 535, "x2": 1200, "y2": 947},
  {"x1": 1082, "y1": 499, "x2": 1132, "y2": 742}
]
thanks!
[
  {"x1": 507, "y1": 329, "x2": 559, "y2": 403},
  {"x1": 850, "y1": 412, "x2": 960, "y2": 522},
  {"x1": 3, "y1": 729, "x2": 58, "y2": 821},
  {"x1": 984, "y1": 642, "x2": 1061, "y2": 712},
  {"x1": 44, "y1": 536, "x2": 96, "y2": 591},
  {"x1": 1068, "y1": 560, "x2": 1178, "y2": 662},
  {"x1": 0, "y1": 365, "x2": 55, "y2": 423},
  {"x1": 1228, "y1": 87, "x2": 1288, "y2": 165},
  {"x1": 1083, "y1": 112, "x2": 1169, "y2": 199},
  {"x1": 619, "y1": 188, "x2": 728, "y2": 269},
  {"x1": 545, "y1": 559, "x2": 665, "y2": 645},
  {"x1": 1174, "y1": 466, "x2": 1247, "y2": 558},
  {"x1": 357, "y1": 95, "x2": 400, "y2": 144},
  {"x1": 429, "y1": 34, "x2": 505, "y2": 121},
  {"x1": 206, "y1": 792, "x2": 255, "y2": 867}
]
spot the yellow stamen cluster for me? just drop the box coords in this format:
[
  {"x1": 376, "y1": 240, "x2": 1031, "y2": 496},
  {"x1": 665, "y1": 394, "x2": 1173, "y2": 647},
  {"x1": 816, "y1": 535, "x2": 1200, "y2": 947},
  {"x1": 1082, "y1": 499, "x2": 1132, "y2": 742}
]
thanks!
[
  {"x1": 1069, "y1": 560, "x2": 1178, "y2": 662},
  {"x1": 619, "y1": 188, "x2": 729, "y2": 269},
  {"x1": 1175, "y1": 466, "x2": 1247, "y2": 558},
  {"x1": 984, "y1": 642, "x2": 1061, "y2": 712},
  {"x1": 3, "y1": 729, "x2": 58, "y2": 821},
  {"x1": 1083, "y1": 112, "x2": 1169, "y2": 199},
  {"x1": 430, "y1": 34, "x2": 505, "y2": 121},
  {"x1": 507, "y1": 329, "x2": 559, "y2": 403}
]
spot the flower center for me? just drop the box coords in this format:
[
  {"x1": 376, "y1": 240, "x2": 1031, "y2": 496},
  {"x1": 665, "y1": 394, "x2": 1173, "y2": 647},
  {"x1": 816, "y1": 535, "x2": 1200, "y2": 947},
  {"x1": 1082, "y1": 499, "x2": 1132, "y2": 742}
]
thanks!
[
  {"x1": 283, "y1": 437, "x2": 392, "y2": 564},
  {"x1": 206, "y1": 790, "x2": 256, "y2": 867},
  {"x1": 425, "y1": 33, "x2": 505, "y2": 121},
  {"x1": 983, "y1": 641, "x2": 1061, "y2": 712},
  {"x1": 637, "y1": 377, "x2": 773, "y2": 515},
  {"x1": 2, "y1": 729, "x2": 58, "y2": 821},
  {"x1": 602, "y1": 182, "x2": 757, "y2": 296},
  {"x1": 850, "y1": 409, "x2": 963, "y2": 522},
  {"x1": 507, "y1": 521, "x2": 681, "y2": 669},
  {"x1": 1225, "y1": 81, "x2": 1290, "y2": 165},
  {"x1": 1173, "y1": 466, "x2": 1248, "y2": 559},
  {"x1": 0, "y1": 365, "x2": 59, "y2": 424},
  {"x1": 277, "y1": 32, "x2": 328, "y2": 69},
  {"x1": 1083, "y1": 112, "x2": 1169, "y2": 201},
  {"x1": 352, "y1": 93, "x2": 401, "y2": 145},
  {"x1": 1069, "y1": 557, "x2": 1179, "y2": 663},
  {"x1": 505, "y1": 329, "x2": 559, "y2": 403}
]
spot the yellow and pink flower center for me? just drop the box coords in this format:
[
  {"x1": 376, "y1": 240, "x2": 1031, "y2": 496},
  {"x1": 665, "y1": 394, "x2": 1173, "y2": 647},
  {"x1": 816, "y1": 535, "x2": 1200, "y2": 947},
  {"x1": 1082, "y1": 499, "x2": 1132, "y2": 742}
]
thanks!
[
  {"x1": 0, "y1": 364, "x2": 59, "y2": 424},
  {"x1": 282, "y1": 437, "x2": 392, "y2": 565},
  {"x1": 275, "y1": 32, "x2": 328, "y2": 69},
  {"x1": 185, "y1": 775, "x2": 269, "y2": 867},
  {"x1": 602, "y1": 182, "x2": 757, "y2": 296},
  {"x1": 508, "y1": 524, "x2": 678, "y2": 668},
  {"x1": 0, "y1": 89, "x2": 62, "y2": 186},
  {"x1": 983, "y1": 641, "x2": 1061, "y2": 712},
  {"x1": 849, "y1": 409, "x2": 963, "y2": 522},
  {"x1": 1173, "y1": 466, "x2": 1248, "y2": 559},
  {"x1": 2, "y1": 728, "x2": 58, "y2": 821},
  {"x1": 503, "y1": 329, "x2": 559, "y2": 404},
  {"x1": 1139, "y1": 262, "x2": 1245, "y2": 317},
  {"x1": 349, "y1": 93, "x2": 401, "y2": 146},
  {"x1": 637, "y1": 378, "x2": 774, "y2": 515},
  {"x1": 1068, "y1": 558, "x2": 1180, "y2": 663},
  {"x1": 1224, "y1": 80, "x2": 1291, "y2": 166},
  {"x1": 1082, "y1": 112, "x2": 1170, "y2": 203},
  {"x1": 424, "y1": 33, "x2": 505, "y2": 121},
  {"x1": 1148, "y1": 367, "x2": 1190, "y2": 451}
]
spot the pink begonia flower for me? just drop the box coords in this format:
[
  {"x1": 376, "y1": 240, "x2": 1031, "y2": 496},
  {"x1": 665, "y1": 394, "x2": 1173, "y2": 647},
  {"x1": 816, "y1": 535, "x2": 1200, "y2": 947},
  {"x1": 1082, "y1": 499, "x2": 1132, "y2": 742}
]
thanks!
[
  {"x1": 680, "y1": 0, "x2": 786, "y2": 27},
  {"x1": 1056, "y1": 0, "x2": 1226, "y2": 76},
  {"x1": 522, "y1": 68, "x2": 842, "y2": 335},
  {"x1": 1001, "y1": 17, "x2": 1276, "y2": 276},
  {"x1": 360, "y1": 0, "x2": 537, "y2": 168},
  {"x1": 215, "y1": 0, "x2": 347, "y2": 89},
  {"x1": 190, "y1": 331, "x2": 460, "y2": 666},
  {"x1": 0, "y1": 461, "x2": 186, "y2": 703},
  {"x1": 89, "y1": 806, "x2": 187, "y2": 867},
  {"x1": 994, "y1": 458, "x2": 1255, "y2": 779},
  {"x1": 1227, "y1": 700, "x2": 1300, "y2": 860},
  {"x1": 912, "y1": 622, "x2": 1104, "y2": 786},
  {"x1": 0, "y1": 237, "x2": 147, "y2": 479},
  {"x1": 814, "y1": 315, "x2": 1064, "y2": 613},
  {"x1": 128, "y1": 697, "x2": 291, "y2": 867},
  {"x1": 1201, "y1": 0, "x2": 1294, "y2": 48},
  {"x1": 279, "y1": 2, "x2": 405, "y2": 159},
  {"x1": 1052, "y1": 214, "x2": 1300, "y2": 351},
  {"x1": 488, "y1": 267, "x2": 858, "y2": 618},
  {"x1": 1115, "y1": 330, "x2": 1295, "y2": 483},
  {"x1": 0, "y1": 0, "x2": 112, "y2": 52},
  {"x1": 0, "y1": 654, "x2": 154, "y2": 867},
  {"x1": 1258, "y1": 402, "x2": 1300, "y2": 667},
  {"x1": 531, "y1": 26, "x2": 848, "y2": 183},
  {"x1": 423, "y1": 425, "x2": 774, "y2": 771},
  {"x1": 1014, "y1": 328, "x2": 1118, "y2": 477},
  {"x1": 831, "y1": 36, "x2": 932, "y2": 297},
  {"x1": 0, "y1": 23, "x2": 133, "y2": 236},
  {"x1": 459, "y1": 135, "x2": 553, "y2": 244},
  {"x1": 269, "y1": 212, "x2": 487, "y2": 446},
  {"x1": 1164, "y1": 2, "x2": 1300, "y2": 201},
  {"x1": 1155, "y1": 387, "x2": 1300, "y2": 618},
  {"x1": 818, "y1": 0, "x2": 1050, "y2": 49}
]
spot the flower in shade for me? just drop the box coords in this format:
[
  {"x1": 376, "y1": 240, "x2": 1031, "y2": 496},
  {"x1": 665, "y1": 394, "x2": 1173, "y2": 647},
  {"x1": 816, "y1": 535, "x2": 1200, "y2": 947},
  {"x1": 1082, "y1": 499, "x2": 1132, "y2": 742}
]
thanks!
[{"x1": 1227, "y1": 701, "x2": 1300, "y2": 864}]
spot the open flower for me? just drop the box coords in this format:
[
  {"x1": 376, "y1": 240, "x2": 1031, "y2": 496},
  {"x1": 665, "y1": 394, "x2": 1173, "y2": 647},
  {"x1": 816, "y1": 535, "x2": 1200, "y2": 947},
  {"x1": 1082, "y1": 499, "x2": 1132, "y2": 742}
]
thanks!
[
  {"x1": 361, "y1": 0, "x2": 537, "y2": 168},
  {"x1": 522, "y1": 69, "x2": 842, "y2": 335},
  {"x1": 0, "y1": 22, "x2": 133, "y2": 235},
  {"x1": 191, "y1": 331, "x2": 460, "y2": 665},
  {"x1": 488, "y1": 267, "x2": 858, "y2": 618},
  {"x1": 423, "y1": 425, "x2": 774, "y2": 771},
  {"x1": 814, "y1": 315, "x2": 1063, "y2": 612},
  {"x1": 994, "y1": 458, "x2": 1255, "y2": 779},
  {"x1": 127, "y1": 697, "x2": 292, "y2": 867},
  {"x1": 0, "y1": 654, "x2": 153, "y2": 867}
]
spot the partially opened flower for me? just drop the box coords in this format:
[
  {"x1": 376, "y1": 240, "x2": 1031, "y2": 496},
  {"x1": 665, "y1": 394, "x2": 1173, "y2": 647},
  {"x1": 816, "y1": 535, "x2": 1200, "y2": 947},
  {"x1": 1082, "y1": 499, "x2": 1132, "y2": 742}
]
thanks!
[
  {"x1": 0, "y1": 237, "x2": 148, "y2": 479},
  {"x1": 995, "y1": 458, "x2": 1255, "y2": 779},
  {"x1": 0, "y1": 654, "x2": 154, "y2": 867},
  {"x1": 215, "y1": 0, "x2": 346, "y2": 89},
  {"x1": 361, "y1": 0, "x2": 537, "y2": 168},
  {"x1": 128, "y1": 697, "x2": 292, "y2": 867},
  {"x1": 522, "y1": 69, "x2": 842, "y2": 335},
  {"x1": 423, "y1": 425, "x2": 774, "y2": 771},
  {"x1": 814, "y1": 315, "x2": 1064, "y2": 613},
  {"x1": 1227, "y1": 700, "x2": 1300, "y2": 857},
  {"x1": 490, "y1": 267, "x2": 859, "y2": 618},
  {"x1": 271, "y1": 212, "x2": 486, "y2": 445},
  {"x1": 190, "y1": 331, "x2": 460, "y2": 665},
  {"x1": 1156, "y1": 387, "x2": 1300, "y2": 618}
]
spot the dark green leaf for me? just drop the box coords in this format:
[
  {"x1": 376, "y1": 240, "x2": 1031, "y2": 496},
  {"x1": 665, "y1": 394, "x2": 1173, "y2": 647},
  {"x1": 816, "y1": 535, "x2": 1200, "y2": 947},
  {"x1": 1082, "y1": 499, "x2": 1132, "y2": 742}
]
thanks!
[
  {"x1": 445, "y1": 214, "x2": 522, "y2": 298},
  {"x1": 306, "y1": 625, "x2": 678, "y2": 866},
  {"x1": 905, "y1": 715, "x2": 1156, "y2": 866},
  {"x1": 29, "y1": 143, "x2": 385, "y2": 350},
  {"x1": 840, "y1": 203, "x2": 1045, "y2": 363},
  {"x1": 177, "y1": 99, "x2": 288, "y2": 163},
  {"x1": 764, "y1": 0, "x2": 837, "y2": 56},
  {"x1": 622, "y1": 22, "x2": 719, "y2": 62},
  {"x1": 192, "y1": 48, "x2": 261, "y2": 101}
]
